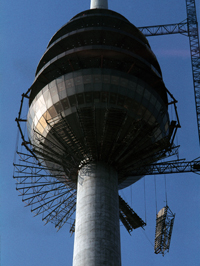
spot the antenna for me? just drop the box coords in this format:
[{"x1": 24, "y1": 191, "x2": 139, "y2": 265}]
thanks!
[{"x1": 90, "y1": 0, "x2": 108, "y2": 9}]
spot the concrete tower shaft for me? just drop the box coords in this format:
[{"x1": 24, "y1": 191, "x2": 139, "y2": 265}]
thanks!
[{"x1": 73, "y1": 162, "x2": 120, "y2": 266}]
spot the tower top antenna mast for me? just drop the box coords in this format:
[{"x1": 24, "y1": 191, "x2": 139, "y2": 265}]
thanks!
[{"x1": 90, "y1": 0, "x2": 108, "y2": 9}]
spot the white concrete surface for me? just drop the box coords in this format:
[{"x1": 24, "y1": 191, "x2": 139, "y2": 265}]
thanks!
[{"x1": 73, "y1": 162, "x2": 121, "y2": 266}]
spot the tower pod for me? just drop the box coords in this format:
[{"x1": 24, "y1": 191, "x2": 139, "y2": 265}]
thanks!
[{"x1": 27, "y1": 9, "x2": 172, "y2": 189}]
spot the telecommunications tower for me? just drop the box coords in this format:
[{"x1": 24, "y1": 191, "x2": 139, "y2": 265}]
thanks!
[{"x1": 14, "y1": 0, "x2": 183, "y2": 264}]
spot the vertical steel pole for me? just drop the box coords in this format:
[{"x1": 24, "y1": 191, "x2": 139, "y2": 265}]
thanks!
[{"x1": 90, "y1": 0, "x2": 108, "y2": 9}]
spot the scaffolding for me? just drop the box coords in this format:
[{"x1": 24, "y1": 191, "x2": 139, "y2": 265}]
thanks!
[{"x1": 154, "y1": 206, "x2": 175, "y2": 256}]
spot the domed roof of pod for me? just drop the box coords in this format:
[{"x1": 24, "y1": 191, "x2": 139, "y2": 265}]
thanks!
[{"x1": 29, "y1": 8, "x2": 167, "y2": 106}]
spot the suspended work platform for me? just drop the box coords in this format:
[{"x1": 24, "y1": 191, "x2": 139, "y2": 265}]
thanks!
[{"x1": 154, "y1": 205, "x2": 175, "y2": 256}]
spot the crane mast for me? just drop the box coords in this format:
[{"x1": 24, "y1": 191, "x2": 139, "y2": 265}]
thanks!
[
  {"x1": 139, "y1": 0, "x2": 200, "y2": 141},
  {"x1": 186, "y1": 0, "x2": 200, "y2": 142}
]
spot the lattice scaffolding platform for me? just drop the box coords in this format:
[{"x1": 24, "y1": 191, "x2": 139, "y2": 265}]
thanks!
[{"x1": 154, "y1": 205, "x2": 175, "y2": 256}]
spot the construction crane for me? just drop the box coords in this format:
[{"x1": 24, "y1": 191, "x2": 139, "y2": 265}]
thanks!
[{"x1": 139, "y1": 0, "x2": 200, "y2": 141}]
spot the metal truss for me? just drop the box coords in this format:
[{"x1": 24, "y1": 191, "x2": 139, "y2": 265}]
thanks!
[
  {"x1": 13, "y1": 149, "x2": 77, "y2": 231},
  {"x1": 138, "y1": 21, "x2": 188, "y2": 37},
  {"x1": 139, "y1": 0, "x2": 200, "y2": 142},
  {"x1": 129, "y1": 157, "x2": 200, "y2": 176},
  {"x1": 186, "y1": 0, "x2": 200, "y2": 142}
]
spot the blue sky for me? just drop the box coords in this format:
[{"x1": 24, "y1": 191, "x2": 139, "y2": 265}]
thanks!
[{"x1": 1, "y1": 0, "x2": 200, "y2": 265}]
